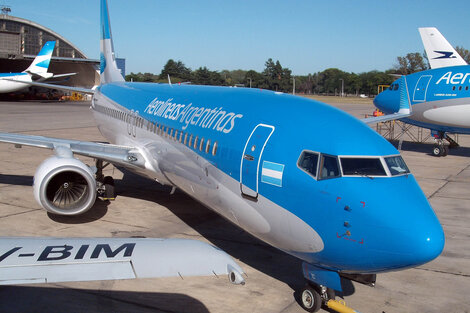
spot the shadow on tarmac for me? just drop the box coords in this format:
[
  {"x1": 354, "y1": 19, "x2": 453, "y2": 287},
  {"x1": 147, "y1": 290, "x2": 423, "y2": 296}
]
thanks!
[
  {"x1": 115, "y1": 169, "x2": 357, "y2": 300},
  {"x1": 390, "y1": 140, "x2": 470, "y2": 157},
  {"x1": 0, "y1": 285, "x2": 210, "y2": 313},
  {"x1": 0, "y1": 168, "x2": 357, "y2": 307}
]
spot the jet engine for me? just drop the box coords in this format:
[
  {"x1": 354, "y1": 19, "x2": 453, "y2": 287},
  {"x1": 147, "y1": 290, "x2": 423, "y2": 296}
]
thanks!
[{"x1": 33, "y1": 156, "x2": 97, "y2": 215}]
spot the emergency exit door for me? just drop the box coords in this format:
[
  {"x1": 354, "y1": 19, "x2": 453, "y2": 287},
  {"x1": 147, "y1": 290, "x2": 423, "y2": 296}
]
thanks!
[
  {"x1": 413, "y1": 75, "x2": 432, "y2": 102},
  {"x1": 240, "y1": 124, "x2": 275, "y2": 199}
]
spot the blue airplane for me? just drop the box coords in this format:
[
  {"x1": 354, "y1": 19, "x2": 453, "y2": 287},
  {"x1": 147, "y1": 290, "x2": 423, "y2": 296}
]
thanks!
[
  {"x1": 0, "y1": 1, "x2": 445, "y2": 312},
  {"x1": 374, "y1": 65, "x2": 470, "y2": 156}
]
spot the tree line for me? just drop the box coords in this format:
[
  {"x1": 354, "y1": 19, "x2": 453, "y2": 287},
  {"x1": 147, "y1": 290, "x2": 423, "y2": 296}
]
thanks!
[{"x1": 125, "y1": 46, "x2": 470, "y2": 96}]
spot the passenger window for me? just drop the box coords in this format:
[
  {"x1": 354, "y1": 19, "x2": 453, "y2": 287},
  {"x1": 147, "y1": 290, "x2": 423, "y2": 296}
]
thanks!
[
  {"x1": 212, "y1": 141, "x2": 218, "y2": 156},
  {"x1": 179, "y1": 131, "x2": 183, "y2": 143},
  {"x1": 184, "y1": 133, "x2": 188, "y2": 145},
  {"x1": 298, "y1": 151, "x2": 319, "y2": 178},
  {"x1": 452, "y1": 86, "x2": 456, "y2": 91},
  {"x1": 206, "y1": 139, "x2": 211, "y2": 153},
  {"x1": 393, "y1": 84, "x2": 399, "y2": 91},
  {"x1": 459, "y1": 86, "x2": 462, "y2": 91},
  {"x1": 199, "y1": 138, "x2": 204, "y2": 151},
  {"x1": 194, "y1": 136, "x2": 199, "y2": 149},
  {"x1": 319, "y1": 155, "x2": 340, "y2": 179},
  {"x1": 189, "y1": 134, "x2": 193, "y2": 147}
]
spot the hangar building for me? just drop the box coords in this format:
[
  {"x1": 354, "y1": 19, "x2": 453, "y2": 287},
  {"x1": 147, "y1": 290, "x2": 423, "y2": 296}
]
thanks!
[{"x1": 0, "y1": 12, "x2": 125, "y2": 94}]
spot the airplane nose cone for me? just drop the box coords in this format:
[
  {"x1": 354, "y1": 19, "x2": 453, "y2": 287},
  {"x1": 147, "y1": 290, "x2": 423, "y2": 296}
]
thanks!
[{"x1": 404, "y1": 218, "x2": 445, "y2": 266}]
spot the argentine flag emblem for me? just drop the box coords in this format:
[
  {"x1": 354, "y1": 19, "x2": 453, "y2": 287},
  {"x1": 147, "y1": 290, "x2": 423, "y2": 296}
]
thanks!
[{"x1": 261, "y1": 161, "x2": 284, "y2": 187}]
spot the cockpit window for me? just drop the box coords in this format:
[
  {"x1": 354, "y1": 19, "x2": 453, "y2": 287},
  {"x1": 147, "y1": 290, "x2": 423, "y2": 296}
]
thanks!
[
  {"x1": 340, "y1": 157, "x2": 387, "y2": 176},
  {"x1": 393, "y1": 84, "x2": 399, "y2": 90},
  {"x1": 384, "y1": 156, "x2": 410, "y2": 176},
  {"x1": 298, "y1": 151, "x2": 319, "y2": 178},
  {"x1": 319, "y1": 155, "x2": 340, "y2": 180}
]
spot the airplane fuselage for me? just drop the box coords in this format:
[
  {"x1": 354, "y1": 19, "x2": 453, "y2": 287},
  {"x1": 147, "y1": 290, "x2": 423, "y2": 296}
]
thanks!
[
  {"x1": 0, "y1": 73, "x2": 32, "y2": 93},
  {"x1": 92, "y1": 82, "x2": 444, "y2": 274},
  {"x1": 374, "y1": 65, "x2": 470, "y2": 134}
]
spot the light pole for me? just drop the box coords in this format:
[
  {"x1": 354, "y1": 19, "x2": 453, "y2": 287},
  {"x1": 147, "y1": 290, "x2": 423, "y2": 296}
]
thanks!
[
  {"x1": 248, "y1": 78, "x2": 252, "y2": 88},
  {"x1": 339, "y1": 79, "x2": 344, "y2": 97},
  {"x1": 292, "y1": 76, "x2": 295, "y2": 95}
]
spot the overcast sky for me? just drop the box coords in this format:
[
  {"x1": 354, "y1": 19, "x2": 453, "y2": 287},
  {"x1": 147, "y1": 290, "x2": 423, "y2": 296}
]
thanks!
[{"x1": 6, "y1": 0, "x2": 470, "y2": 75}]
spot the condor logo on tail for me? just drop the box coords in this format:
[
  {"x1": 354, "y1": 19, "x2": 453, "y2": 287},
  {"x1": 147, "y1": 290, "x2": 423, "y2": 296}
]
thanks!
[{"x1": 433, "y1": 50, "x2": 457, "y2": 59}]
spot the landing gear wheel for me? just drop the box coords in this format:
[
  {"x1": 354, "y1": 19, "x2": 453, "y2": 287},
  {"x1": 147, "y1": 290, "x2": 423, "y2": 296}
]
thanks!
[
  {"x1": 103, "y1": 176, "x2": 115, "y2": 200},
  {"x1": 443, "y1": 145, "x2": 449, "y2": 156},
  {"x1": 432, "y1": 144, "x2": 443, "y2": 157},
  {"x1": 300, "y1": 284, "x2": 321, "y2": 312}
]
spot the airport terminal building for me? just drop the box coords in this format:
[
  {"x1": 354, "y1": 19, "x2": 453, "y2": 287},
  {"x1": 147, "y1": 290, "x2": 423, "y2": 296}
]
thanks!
[{"x1": 0, "y1": 13, "x2": 125, "y2": 96}]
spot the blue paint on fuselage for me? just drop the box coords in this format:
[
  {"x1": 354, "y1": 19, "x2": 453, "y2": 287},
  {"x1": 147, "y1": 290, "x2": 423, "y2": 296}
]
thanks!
[
  {"x1": 0, "y1": 73, "x2": 28, "y2": 78},
  {"x1": 99, "y1": 82, "x2": 444, "y2": 274}
]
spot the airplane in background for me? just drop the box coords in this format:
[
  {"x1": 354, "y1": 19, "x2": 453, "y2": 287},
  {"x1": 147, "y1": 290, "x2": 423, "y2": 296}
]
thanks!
[
  {"x1": 0, "y1": 41, "x2": 75, "y2": 93},
  {"x1": 0, "y1": 1, "x2": 445, "y2": 312},
  {"x1": 374, "y1": 28, "x2": 470, "y2": 156},
  {"x1": 419, "y1": 27, "x2": 467, "y2": 69},
  {"x1": 0, "y1": 237, "x2": 244, "y2": 285}
]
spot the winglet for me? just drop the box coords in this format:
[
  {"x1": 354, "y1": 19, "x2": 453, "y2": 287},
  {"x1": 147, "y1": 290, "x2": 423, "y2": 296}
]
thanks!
[
  {"x1": 100, "y1": 0, "x2": 124, "y2": 84},
  {"x1": 24, "y1": 41, "x2": 56, "y2": 78},
  {"x1": 398, "y1": 76, "x2": 411, "y2": 115},
  {"x1": 418, "y1": 27, "x2": 467, "y2": 69}
]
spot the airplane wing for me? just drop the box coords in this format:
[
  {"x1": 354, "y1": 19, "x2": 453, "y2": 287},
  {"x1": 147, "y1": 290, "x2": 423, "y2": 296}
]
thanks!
[
  {"x1": 2, "y1": 78, "x2": 94, "y2": 94},
  {"x1": 361, "y1": 112, "x2": 411, "y2": 124},
  {"x1": 0, "y1": 132, "x2": 145, "y2": 169},
  {"x1": 419, "y1": 27, "x2": 467, "y2": 69},
  {"x1": 363, "y1": 76, "x2": 412, "y2": 124},
  {"x1": 0, "y1": 237, "x2": 245, "y2": 285}
]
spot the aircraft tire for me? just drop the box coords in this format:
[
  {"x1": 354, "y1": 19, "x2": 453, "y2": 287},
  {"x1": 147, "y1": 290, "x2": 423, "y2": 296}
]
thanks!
[
  {"x1": 300, "y1": 284, "x2": 321, "y2": 312},
  {"x1": 432, "y1": 145, "x2": 443, "y2": 157},
  {"x1": 443, "y1": 145, "x2": 449, "y2": 156},
  {"x1": 103, "y1": 176, "x2": 116, "y2": 200}
]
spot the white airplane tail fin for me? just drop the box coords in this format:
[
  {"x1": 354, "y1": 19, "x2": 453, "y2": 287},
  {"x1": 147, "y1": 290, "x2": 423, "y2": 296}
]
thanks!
[
  {"x1": 24, "y1": 41, "x2": 56, "y2": 78},
  {"x1": 100, "y1": 0, "x2": 124, "y2": 84},
  {"x1": 419, "y1": 27, "x2": 467, "y2": 69}
]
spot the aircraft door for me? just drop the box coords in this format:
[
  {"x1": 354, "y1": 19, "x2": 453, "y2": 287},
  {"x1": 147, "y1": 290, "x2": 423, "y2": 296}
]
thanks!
[
  {"x1": 413, "y1": 75, "x2": 432, "y2": 102},
  {"x1": 240, "y1": 124, "x2": 275, "y2": 199}
]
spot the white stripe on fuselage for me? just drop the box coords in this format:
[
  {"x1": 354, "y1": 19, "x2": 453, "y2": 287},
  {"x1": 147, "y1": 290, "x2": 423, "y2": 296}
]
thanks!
[{"x1": 261, "y1": 168, "x2": 283, "y2": 179}]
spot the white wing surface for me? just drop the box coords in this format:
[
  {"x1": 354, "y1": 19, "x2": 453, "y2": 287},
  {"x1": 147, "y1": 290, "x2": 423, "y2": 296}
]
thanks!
[{"x1": 0, "y1": 237, "x2": 245, "y2": 285}]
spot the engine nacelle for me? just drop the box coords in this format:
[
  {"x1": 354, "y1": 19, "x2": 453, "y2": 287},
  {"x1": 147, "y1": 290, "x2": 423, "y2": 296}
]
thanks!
[{"x1": 33, "y1": 156, "x2": 97, "y2": 215}]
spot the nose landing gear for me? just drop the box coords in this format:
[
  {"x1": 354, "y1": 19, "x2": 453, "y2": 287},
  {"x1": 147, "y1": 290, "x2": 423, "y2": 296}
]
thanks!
[{"x1": 300, "y1": 283, "x2": 335, "y2": 312}]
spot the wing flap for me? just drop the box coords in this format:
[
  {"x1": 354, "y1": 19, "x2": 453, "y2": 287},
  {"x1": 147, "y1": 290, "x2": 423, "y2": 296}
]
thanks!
[{"x1": 0, "y1": 261, "x2": 135, "y2": 285}]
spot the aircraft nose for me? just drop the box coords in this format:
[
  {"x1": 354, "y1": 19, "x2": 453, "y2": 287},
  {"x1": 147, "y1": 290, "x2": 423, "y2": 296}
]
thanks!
[
  {"x1": 373, "y1": 90, "x2": 399, "y2": 114},
  {"x1": 403, "y1": 217, "x2": 445, "y2": 266}
]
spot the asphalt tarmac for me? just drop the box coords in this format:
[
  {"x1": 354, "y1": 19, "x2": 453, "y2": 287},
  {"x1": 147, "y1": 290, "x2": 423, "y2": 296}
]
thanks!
[{"x1": 0, "y1": 99, "x2": 468, "y2": 313}]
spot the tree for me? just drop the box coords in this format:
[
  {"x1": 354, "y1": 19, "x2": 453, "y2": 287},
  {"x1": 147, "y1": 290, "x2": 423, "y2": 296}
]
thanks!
[
  {"x1": 159, "y1": 59, "x2": 191, "y2": 81},
  {"x1": 262, "y1": 58, "x2": 292, "y2": 92},
  {"x1": 455, "y1": 46, "x2": 470, "y2": 63},
  {"x1": 192, "y1": 67, "x2": 225, "y2": 86},
  {"x1": 395, "y1": 52, "x2": 428, "y2": 75},
  {"x1": 125, "y1": 72, "x2": 158, "y2": 82}
]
